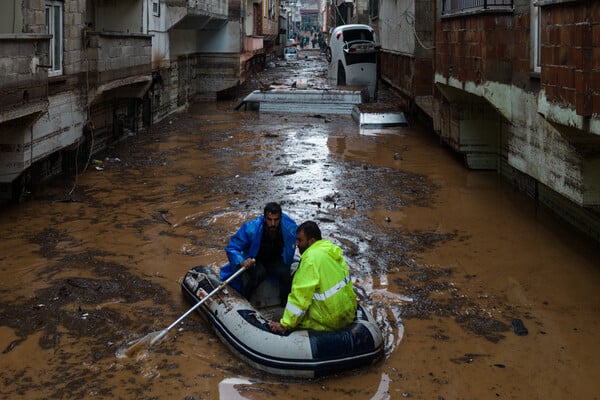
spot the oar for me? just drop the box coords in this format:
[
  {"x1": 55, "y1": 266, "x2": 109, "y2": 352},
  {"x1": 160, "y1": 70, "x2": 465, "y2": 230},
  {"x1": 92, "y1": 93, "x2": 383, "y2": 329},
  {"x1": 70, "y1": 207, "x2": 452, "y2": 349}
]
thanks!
[{"x1": 121, "y1": 266, "x2": 246, "y2": 356}]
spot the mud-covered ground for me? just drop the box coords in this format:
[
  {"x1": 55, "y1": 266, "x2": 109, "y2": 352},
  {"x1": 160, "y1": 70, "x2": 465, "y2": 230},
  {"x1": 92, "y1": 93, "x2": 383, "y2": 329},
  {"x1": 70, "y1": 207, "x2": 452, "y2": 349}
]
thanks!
[{"x1": 1, "y1": 49, "x2": 598, "y2": 400}]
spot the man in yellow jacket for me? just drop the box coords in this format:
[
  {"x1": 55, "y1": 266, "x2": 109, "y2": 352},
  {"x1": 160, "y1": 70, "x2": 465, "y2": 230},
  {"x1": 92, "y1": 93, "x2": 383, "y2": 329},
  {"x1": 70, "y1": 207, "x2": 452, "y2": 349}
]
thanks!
[{"x1": 269, "y1": 221, "x2": 357, "y2": 333}]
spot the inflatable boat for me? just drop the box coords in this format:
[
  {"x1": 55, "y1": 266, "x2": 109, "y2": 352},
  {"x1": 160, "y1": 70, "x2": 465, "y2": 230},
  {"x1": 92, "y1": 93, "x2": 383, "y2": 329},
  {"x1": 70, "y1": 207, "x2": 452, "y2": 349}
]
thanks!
[{"x1": 181, "y1": 265, "x2": 384, "y2": 378}]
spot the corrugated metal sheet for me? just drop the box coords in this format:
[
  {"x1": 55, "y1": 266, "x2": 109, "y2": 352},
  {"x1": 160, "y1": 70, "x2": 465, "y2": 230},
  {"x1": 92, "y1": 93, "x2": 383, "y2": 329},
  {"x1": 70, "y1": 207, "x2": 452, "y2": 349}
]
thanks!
[
  {"x1": 351, "y1": 105, "x2": 408, "y2": 128},
  {"x1": 238, "y1": 89, "x2": 364, "y2": 114}
]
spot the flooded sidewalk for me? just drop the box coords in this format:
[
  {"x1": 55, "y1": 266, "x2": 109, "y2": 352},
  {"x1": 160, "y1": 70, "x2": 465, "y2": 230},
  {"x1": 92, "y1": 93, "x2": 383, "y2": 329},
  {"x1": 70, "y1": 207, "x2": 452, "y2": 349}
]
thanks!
[{"x1": 0, "y1": 54, "x2": 599, "y2": 399}]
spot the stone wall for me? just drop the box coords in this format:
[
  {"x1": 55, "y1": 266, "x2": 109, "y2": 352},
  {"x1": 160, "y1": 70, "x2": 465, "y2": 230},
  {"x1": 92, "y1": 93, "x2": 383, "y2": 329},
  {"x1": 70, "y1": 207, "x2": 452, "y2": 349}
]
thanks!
[{"x1": 0, "y1": 35, "x2": 50, "y2": 114}]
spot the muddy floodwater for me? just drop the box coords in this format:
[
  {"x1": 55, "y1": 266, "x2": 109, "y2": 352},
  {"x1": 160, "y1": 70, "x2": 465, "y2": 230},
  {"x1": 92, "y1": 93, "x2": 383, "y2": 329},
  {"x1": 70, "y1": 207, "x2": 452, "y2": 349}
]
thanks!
[{"x1": 1, "y1": 51, "x2": 599, "y2": 400}]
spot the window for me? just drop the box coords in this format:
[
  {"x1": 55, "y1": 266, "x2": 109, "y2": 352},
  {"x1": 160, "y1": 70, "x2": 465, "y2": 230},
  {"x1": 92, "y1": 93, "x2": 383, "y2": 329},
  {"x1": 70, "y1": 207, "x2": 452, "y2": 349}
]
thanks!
[
  {"x1": 531, "y1": 1, "x2": 541, "y2": 73},
  {"x1": 152, "y1": 0, "x2": 160, "y2": 17},
  {"x1": 442, "y1": 0, "x2": 513, "y2": 16},
  {"x1": 268, "y1": 0, "x2": 275, "y2": 20},
  {"x1": 342, "y1": 29, "x2": 375, "y2": 43},
  {"x1": 45, "y1": 1, "x2": 63, "y2": 77},
  {"x1": 369, "y1": 0, "x2": 379, "y2": 20}
]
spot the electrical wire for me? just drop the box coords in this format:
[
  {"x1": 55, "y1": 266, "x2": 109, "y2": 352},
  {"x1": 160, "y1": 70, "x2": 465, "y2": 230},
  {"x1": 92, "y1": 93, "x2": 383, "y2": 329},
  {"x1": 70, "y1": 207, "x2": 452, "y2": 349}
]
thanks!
[{"x1": 68, "y1": 124, "x2": 94, "y2": 196}]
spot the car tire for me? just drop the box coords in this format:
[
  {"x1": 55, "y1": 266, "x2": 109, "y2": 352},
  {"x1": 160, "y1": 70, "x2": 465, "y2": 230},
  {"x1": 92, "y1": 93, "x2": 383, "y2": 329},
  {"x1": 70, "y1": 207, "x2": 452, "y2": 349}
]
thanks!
[
  {"x1": 337, "y1": 62, "x2": 346, "y2": 86},
  {"x1": 325, "y1": 46, "x2": 332, "y2": 63}
]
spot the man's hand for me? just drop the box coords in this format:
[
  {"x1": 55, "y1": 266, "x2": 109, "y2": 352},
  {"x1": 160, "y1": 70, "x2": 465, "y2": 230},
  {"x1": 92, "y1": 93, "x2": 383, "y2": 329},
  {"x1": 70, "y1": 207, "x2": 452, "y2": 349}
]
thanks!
[
  {"x1": 269, "y1": 321, "x2": 286, "y2": 333},
  {"x1": 240, "y1": 258, "x2": 256, "y2": 269}
]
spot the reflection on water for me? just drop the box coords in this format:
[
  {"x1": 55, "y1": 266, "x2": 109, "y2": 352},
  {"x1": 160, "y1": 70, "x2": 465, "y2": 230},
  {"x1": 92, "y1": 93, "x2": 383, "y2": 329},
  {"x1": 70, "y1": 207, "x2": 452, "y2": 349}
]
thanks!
[
  {"x1": 370, "y1": 373, "x2": 391, "y2": 400},
  {"x1": 216, "y1": 373, "x2": 395, "y2": 400},
  {"x1": 219, "y1": 377, "x2": 253, "y2": 400}
]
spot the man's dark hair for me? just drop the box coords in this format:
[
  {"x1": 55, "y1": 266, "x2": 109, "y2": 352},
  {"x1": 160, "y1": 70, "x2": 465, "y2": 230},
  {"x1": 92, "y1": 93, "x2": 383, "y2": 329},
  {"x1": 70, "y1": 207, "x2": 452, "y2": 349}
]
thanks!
[
  {"x1": 264, "y1": 202, "x2": 282, "y2": 216},
  {"x1": 298, "y1": 221, "x2": 322, "y2": 241}
]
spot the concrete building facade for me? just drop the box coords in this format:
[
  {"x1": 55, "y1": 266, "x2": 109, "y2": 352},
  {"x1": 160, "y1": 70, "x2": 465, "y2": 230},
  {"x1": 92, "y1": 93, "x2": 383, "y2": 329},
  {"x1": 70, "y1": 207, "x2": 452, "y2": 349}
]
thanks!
[
  {"x1": 373, "y1": 0, "x2": 434, "y2": 115},
  {"x1": 0, "y1": 0, "x2": 153, "y2": 200},
  {"x1": 372, "y1": 0, "x2": 600, "y2": 241},
  {"x1": 0, "y1": 0, "x2": 284, "y2": 202},
  {"x1": 433, "y1": 0, "x2": 600, "y2": 241}
]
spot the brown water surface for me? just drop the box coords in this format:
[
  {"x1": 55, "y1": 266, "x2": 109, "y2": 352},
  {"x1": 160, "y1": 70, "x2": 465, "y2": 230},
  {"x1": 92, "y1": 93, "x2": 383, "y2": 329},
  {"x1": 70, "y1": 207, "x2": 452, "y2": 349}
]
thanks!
[{"x1": 1, "y1": 53, "x2": 599, "y2": 399}]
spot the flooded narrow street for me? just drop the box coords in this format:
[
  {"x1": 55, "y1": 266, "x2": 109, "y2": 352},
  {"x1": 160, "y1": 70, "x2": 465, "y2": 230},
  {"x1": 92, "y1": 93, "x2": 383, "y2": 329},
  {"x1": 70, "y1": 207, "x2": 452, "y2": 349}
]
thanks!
[{"x1": 1, "y1": 52, "x2": 599, "y2": 399}]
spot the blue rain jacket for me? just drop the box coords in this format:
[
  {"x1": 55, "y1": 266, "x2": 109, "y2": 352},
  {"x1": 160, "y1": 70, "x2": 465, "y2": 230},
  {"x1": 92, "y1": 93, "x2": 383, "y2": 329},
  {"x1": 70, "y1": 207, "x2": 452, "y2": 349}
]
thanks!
[{"x1": 219, "y1": 213, "x2": 298, "y2": 291}]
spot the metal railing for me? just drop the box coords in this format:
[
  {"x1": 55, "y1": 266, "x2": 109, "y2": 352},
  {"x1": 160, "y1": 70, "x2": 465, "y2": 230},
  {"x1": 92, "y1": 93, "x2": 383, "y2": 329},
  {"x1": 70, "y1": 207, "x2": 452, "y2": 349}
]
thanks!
[{"x1": 442, "y1": 0, "x2": 513, "y2": 15}]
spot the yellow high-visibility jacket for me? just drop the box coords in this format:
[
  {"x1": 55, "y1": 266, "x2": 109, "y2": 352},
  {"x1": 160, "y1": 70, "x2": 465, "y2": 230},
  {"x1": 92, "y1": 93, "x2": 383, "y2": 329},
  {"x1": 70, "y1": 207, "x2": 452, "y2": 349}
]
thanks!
[{"x1": 280, "y1": 239, "x2": 357, "y2": 331}]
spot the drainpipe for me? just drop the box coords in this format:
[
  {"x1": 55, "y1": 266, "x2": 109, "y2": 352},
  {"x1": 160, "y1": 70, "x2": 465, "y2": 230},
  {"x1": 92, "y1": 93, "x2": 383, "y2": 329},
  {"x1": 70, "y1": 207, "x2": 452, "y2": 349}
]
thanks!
[
  {"x1": 12, "y1": 0, "x2": 16, "y2": 32},
  {"x1": 29, "y1": 125, "x2": 33, "y2": 176},
  {"x1": 432, "y1": 0, "x2": 437, "y2": 98}
]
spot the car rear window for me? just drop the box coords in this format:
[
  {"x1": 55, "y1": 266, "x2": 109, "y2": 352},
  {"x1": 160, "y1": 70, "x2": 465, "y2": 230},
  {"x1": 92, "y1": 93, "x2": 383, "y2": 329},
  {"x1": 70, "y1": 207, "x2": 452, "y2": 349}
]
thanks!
[{"x1": 342, "y1": 29, "x2": 374, "y2": 42}]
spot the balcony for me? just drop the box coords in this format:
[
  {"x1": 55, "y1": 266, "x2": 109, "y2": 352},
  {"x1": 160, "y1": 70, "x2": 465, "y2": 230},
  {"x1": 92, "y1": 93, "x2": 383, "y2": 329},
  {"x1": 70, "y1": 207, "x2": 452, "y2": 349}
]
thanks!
[
  {"x1": 165, "y1": 0, "x2": 228, "y2": 30},
  {"x1": 0, "y1": 34, "x2": 51, "y2": 125},
  {"x1": 84, "y1": 32, "x2": 152, "y2": 104},
  {"x1": 442, "y1": 0, "x2": 513, "y2": 16},
  {"x1": 245, "y1": 36, "x2": 265, "y2": 53}
]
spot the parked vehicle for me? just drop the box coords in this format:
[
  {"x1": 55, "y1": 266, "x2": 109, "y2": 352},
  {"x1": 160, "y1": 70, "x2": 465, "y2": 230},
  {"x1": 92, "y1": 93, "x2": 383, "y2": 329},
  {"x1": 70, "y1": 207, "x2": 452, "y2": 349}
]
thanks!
[
  {"x1": 326, "y1": 24, "x2": 379, "y2": 100},
  {"x1": 284, "y1": 46, "x2": 298, "y2": 61}
]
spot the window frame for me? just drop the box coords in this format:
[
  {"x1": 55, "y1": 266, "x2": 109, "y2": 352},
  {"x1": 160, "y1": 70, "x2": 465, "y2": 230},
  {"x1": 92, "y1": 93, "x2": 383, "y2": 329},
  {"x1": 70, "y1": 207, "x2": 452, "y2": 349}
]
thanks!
[
  {"x1": 45, "y1": 1, "x2": 63, "y2": 77},
  {"x1": 441, "y1": 0, "x2": 513, "y2": 16},
  {"x1": 531, "y1": 1, "x2": 541, "y2": 74}
]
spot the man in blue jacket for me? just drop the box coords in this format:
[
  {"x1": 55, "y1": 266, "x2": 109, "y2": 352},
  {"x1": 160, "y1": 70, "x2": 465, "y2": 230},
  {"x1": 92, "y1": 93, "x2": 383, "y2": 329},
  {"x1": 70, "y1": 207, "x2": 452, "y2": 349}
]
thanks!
[{"x1": 220, "y1": 202, "x2": 298, "y2": 305}]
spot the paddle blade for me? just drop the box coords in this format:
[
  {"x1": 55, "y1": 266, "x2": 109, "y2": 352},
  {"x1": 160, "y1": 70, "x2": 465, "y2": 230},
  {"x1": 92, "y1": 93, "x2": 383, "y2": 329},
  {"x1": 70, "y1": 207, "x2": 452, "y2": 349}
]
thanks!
[
  {"x1": 116, "y1": 330, "x2": 167, "y2": 358},
  {"x1": 149, "y1": 329, "x2": 168, "y2": 345}
]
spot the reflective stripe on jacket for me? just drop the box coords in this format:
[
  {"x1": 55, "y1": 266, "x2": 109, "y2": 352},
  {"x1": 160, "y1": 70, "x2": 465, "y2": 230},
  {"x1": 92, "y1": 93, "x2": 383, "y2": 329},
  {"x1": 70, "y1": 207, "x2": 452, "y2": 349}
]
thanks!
[{"x1": 281, "y1": 239, "x2": 357, "y2": 331}]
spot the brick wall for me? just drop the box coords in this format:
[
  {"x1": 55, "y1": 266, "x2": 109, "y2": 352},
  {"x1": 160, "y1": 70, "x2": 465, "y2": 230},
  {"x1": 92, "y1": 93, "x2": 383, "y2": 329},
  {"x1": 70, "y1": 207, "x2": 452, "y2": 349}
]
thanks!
[
  {"x1": 435, "y1": 3, "x2": 600, "y2": 117},
  {"x1": 540, "y1": 2, "x2": 599, "y2": 116},
  {"x1": 511, "y1": 12, "x2": 534, "y2": 89},
  {"x1": 380, "y1": 52, "x2": 413, "y2": 98},
  {"x1": 436, "y1": 13, "x2": 514, "y2": 84}
]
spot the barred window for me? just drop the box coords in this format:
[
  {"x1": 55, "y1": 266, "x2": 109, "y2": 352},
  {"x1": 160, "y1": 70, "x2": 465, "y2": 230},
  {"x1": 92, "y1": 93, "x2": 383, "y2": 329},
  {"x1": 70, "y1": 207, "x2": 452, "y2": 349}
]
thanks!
[{"x1": 442, "y1": 0, "x2": 513, "y2": 16}]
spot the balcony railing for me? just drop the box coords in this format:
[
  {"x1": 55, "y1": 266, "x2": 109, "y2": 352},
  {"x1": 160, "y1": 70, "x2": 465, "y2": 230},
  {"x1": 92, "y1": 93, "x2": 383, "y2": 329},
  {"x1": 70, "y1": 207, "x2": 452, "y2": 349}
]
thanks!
[
  {"x1": 0, "y1": 34, "x2": 51, "y2": 123},
  {"x1": 186, "y1": 0, "x2": 227, "y2": 16},
  {"x1": 245, "y1": 36, "x2": 265, "y2": 53},
  {"x1": 442, "y1": 0, "x2": 513, "y2": 15},
  {"x1": 164, "y1": 0, "x2": 228, "y2": 30}
]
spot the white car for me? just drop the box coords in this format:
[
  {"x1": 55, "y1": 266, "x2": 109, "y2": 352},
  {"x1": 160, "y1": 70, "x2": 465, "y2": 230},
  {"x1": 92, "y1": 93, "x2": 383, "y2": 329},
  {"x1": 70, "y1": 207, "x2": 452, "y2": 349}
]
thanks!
[
  {"x1": 284, "y1": 46, "x2": 298, "y2": 61},
  {"x1": 326, "y1": 24, "x2": 378, "y2": 100}
]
